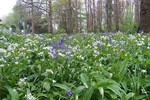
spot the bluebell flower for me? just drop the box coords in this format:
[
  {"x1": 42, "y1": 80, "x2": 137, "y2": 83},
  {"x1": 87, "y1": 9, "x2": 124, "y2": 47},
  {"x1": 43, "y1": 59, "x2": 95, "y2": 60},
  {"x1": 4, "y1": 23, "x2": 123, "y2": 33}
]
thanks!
[
  {"x1": 105, "y1": 37, "x2": 109, "y2": 42},
  {"x1": 58, "y1": 38, "x2": 64, "y2": 49},
  {"x1": 131, "y1": 46, "x2": 134, "y2": 49},
  {"x1": 109, "y1": 39, "x2": 112, "y2": 44},
  {"x1": 40, "y1": 39, "x2": 44, "y2": 44},
  {"x1": 137, "y1": 29, "x2": 144, "y2": 33},
  {"x1": 53, "y1": 55, "x2": 58, "y2": 60},
  {"x1": 146, "y1": 43, "x2": 149, "y2": 48},
  {"x1": 53, "y1": 43, "x2": 58, "y2": 59},
  {"x1": 52, "y1": 43, "x2": 57, "y2": 50},
  {"x1": 66, "y1": 90, "x2": 73, "y2": 97},
  {"x1": 45, "y1": 42, "x2": 52, "y2": 47},
  {"x1": 118, "y1": 41, "x2": 122, "y2": 47}
]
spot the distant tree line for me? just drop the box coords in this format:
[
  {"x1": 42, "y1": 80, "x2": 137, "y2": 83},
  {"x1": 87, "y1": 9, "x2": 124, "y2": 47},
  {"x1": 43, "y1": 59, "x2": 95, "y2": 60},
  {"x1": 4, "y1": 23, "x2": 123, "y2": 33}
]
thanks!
[{"x1": 4, "y1": 0, "x2": 150, "y2": 34}]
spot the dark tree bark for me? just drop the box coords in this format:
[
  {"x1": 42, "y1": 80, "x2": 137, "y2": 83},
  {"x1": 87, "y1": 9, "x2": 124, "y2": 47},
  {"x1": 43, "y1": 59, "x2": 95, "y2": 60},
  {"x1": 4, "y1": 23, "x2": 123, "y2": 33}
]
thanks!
[
  {"x1": 97, "y1": 0, "x2": 103, "y2": 32},
  {"x1": 106, "y1": 0, "x2": 112, "y2": 32},
  {"x1": 114, "y1": 0, "x2": 120, "y2": 31},
  {"x1": 139, "y1": 0, "x2": 150, "y2": 33},
  {"x1": 31, "y1": 0, "x2": 35, "y2": 34},
  {"x1": 93, "y1": 0, "x2": 97, "y2": 32},
  {"x1": 67, "y1": 0, "x2": 72, "y2": 34},
  {"x1": 48, "y1": 0, "x2": 53, "y2": 34},
  {"x1": 75, "y1": 0, "x2": 79, "y2": 33}
]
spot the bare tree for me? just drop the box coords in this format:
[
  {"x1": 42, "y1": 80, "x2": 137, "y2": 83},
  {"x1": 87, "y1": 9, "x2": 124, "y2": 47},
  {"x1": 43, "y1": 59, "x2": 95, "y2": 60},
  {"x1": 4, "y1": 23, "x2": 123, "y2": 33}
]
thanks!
[
  {"x1": 97, "y1": 0, "x2": 103, "y2": 32},
  {"x1": 31, "y1": 0, "x2": 35, "y2": 34},
  {"x1": 106, "y1": 0, "x2": 112, "y2": 32},
  {"x1": 114, "y1": 0, "x2": 120, "y2": 31},
  {"x1": 139, "y1": 0, "x2": 150, "y2": 32},
  {"x1": 74, "y1": 0, "x2": 79, "y2": 33},
  {"x1": 135, "y1": 0, "x2": 140, "y2": 26},
  {"x1": 47, "y1": 0, "x2": 53, "y2": 33}
]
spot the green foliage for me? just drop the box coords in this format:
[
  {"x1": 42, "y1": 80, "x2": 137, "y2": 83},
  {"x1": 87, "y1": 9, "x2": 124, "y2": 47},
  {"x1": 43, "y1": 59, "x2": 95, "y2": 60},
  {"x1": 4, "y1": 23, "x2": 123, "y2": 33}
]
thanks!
[
  {"x1": 120, "y1": 5, "x2": 136, "y2": 32},
  {"x1": 0, "y1": 32, "x2": 150, "y2": 99}
]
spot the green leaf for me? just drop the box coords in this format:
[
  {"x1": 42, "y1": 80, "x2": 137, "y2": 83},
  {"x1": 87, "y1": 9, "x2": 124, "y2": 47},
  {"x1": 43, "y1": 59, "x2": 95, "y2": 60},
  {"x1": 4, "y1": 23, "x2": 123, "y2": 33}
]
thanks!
[
  {"x1": 107, "y1": 84, "x2": 122, "y2": 98},
  {"x1": 126, "y1": 93, "x2": 135, "y2": 100},
  {"x1": 74, "y1": 86, "x2": 85, "y2": 95},
  {"x1": 146, "y1": 60, "x2": 150, "y2": 64},
  {"x1": 37, "y1": 93, "x2": 48, "y2": 98},
  {"x1": 119, "y1": 59, "x2": 128, "y2": 75},
  {"x1": 81, "y1": 87, "x2": 94, "y2": 100},
  {"x1": 43, "y1": 81, "x2": 50, "y2": 91},
  {"x1": 4, "y1": 85, "x2": 19, "y2": 100},
  {"x1": 80, "y1": 73, "x2": 89, "y2": 83},
  {"x1": 98, "y1": 87, "x2": 104, "y2": 98},
  {"x1": 53, "y1": 83, "x2": 69, "y2": 90}
]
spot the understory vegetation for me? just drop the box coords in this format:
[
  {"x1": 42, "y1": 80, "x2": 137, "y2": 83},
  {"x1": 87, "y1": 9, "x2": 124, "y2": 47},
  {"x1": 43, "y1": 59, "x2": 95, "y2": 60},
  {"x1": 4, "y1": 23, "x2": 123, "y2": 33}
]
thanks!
[{"x1": 0, "y1": 32, "x2": 150, "y2": 100}]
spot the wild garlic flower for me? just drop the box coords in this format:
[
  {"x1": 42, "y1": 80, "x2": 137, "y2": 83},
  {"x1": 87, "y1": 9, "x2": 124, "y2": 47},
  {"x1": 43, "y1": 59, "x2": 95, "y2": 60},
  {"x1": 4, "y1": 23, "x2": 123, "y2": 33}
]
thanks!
[
  {"x1": 25, "y1": 93, "x2": 36, "y2": 100},
  {"x1": 45, "y1": 69, "x2": 54, "y2": 74},
  {"x1": 18, "y1": 77, "x2": 27, "y2": 86}
]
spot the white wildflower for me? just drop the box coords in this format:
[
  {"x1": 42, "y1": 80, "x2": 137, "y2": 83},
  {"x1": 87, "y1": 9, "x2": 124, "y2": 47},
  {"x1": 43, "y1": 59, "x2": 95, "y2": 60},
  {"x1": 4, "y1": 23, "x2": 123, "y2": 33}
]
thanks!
[
  {"x1": 52, "y1": 80, "x2": 56, "y2": 83},
  {"x1": 141, "y1": 86, "x2": 147, "y2": 94},
  {"x1": 58, "y1": 52, "x2": 65, "y2": 57},
  {"x1": 46, "y1": 69, "x2": 54, "y2": 74},
  {"x1": 141, "y1": 69, "x2": 147, "y2": 74},
  {"x1": 0, "y1": 64, "x2": 4, "y2": 67},
  {"x1": 7, "y1": 43, "x2": 19, "y2": 51},
  {"x1": 25, "y1": 93, "x2": 36, "y2": 100},
  {"x1": 18, "y1": 77, "x2": 27, "y2": 86},
  {"x1": 0, "y1": 48, "x2": 7, "y2": 54},
  {"x1": 38, "y1": 52, "x2": 44, "y2": 56},
  {"x1": 77, "y1": 55, "x2": 84, "y2": 60},
  {"x1": 107, "y1": 54, "x2": 111, "y2": 57},
  {"x1": 0, "y1": 58, "x2": 6, "y2": 63},
  {"x1": 129, "y1": 34, "x2": 135, "y2": 40},
  {"x1": 109, "y1": 73, "x2": 113, "y2": 78},
  {"x1": 137, "y1": 41, "x2": 144, "y2": 46},
  {"x1": 15, "y1": 62, "x2": 19, "y2": 65}
]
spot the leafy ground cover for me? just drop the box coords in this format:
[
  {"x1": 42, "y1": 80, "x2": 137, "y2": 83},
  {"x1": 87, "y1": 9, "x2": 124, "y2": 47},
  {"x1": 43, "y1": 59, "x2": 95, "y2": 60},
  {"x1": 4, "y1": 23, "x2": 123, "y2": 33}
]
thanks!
[{"x1": 0, "y1": 32, "x2": 150, "y2": 100}]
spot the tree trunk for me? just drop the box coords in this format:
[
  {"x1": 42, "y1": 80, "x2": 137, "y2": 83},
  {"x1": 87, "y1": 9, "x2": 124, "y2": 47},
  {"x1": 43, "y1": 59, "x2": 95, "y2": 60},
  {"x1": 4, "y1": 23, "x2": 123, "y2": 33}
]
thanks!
[
  {"x1": 66, "y1": 0, "x2": 72, "y2": 34},
  {"x1": 48, "y1": 0, "x2": 53, "y2": 34},
  {"x1": 139, "y1": 0, "x2": 150, "y2": 33},
  {"x1": 93, "y1": 0, "x2": 97, "y2": 32},
  {"x1": 135, "y1": 0, "x2": 140, "y2": 26},
  {"x1": 31, "y1": 0, "x2": 35, "y2": 34},
  {"x1": 75, "y1": 0, "x2": 79, "y2": 33},
  {"x1": 97, "y1": 0, "x2": 103, "y2": 32},
  {"x1": 85, "y1": 0, "x2": 89, "y2": 32},
  {"x1": 114, "y1": 0, "x2": 120, "y2": 31},
  {"x1": 106, "y1": 0, "x2": 112, "y2": 32},
  {"x1": 89, "y1": 0, "x2": 93, "y2": 32}
]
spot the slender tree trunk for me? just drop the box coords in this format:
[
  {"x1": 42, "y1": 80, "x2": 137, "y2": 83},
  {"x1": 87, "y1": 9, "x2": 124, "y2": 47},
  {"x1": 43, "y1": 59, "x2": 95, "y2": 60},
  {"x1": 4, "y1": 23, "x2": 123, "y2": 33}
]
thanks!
[
  {"x1": 85, "y1": 0, "x2": 89, "y2": 32},
  {"x1": 114, "y1": 0, "x2": 120, "y2": 31},
  {"x1": 93, "y1": 0, "x2": 97, "y2": 32},
  {"x1": 106, "y1": 0, "x2": 112, "y2": 32},
  {"x1": 135, "y1": 0, "x2": 140, "y2": 26},
  {"x1": 48, "y1": 0, "x2": 53, "y2": 34},
  {"x1": 139, "y1": 0, "x2": 150, "y2": 33},
  {"x1": 89, "y1": 0, "x2": 93, "y2": 32},
  {"x1": 31, "y1": 0, "x2": 35, "y2": 34},
  {"x1": 79, "y1": 1, "x2": 82, "y2": 33},
  {"x1": 75, "y1": 0, "x2": 79, "y2": 33},
  {"x1": 97, "y1": 0, "x2": 103, "y2": 32},
  {"x1": 67, "y1": 0, "x2": 72, "y2": 34}
]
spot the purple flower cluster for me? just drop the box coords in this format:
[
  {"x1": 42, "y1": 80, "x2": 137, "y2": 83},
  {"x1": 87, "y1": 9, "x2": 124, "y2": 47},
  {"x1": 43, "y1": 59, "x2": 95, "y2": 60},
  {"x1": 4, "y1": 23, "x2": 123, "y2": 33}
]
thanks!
[
  {"x1": 66, "y1": 90, "x2": 73, "y2": 97},
  {"x1": 48, "y1": 37, "x2": 72, "y2": 60}
]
